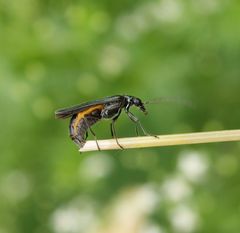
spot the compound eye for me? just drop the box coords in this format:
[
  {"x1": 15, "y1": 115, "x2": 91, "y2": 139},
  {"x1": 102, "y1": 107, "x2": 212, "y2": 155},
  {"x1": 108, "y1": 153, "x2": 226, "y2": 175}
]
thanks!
[{"x1": 133, "y1": 98, "x2": 141, "y2": 106}]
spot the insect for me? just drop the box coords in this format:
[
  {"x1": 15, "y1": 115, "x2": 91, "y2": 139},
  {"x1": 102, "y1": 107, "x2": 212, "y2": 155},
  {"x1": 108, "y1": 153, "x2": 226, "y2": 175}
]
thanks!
[{"x1": 55, "y1": 95, "x2": 156, "y2": 150}]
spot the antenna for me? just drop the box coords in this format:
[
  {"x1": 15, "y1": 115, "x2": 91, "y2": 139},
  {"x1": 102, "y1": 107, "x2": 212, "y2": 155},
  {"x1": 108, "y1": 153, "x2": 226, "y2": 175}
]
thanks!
[{"x1": 144, "y1": 96, "x2": 194, "y2": 109}]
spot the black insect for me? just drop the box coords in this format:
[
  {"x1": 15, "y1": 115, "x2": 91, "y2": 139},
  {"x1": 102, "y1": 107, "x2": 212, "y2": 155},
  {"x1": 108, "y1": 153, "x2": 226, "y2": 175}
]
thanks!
[{"x1": 55, "y1": 95, "x2": 155, "y2": 150}]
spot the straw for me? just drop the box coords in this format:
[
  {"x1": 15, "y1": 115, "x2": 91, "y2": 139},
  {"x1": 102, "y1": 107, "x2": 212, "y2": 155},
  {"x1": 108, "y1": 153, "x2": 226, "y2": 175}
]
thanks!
[{"x1": 79, "y1": 129, "x2": 240, "y2": 152}]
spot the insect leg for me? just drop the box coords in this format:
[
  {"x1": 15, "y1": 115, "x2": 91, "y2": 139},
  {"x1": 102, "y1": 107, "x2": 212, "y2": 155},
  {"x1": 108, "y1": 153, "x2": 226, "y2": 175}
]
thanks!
[
  {"x1": 111, "y1": 120, "x2": 124, "y2": 149},
  {"x1": 83, "y1": 118, "x2": 101, "y2": 151},
  {"x1": 135, "y1": 124, "x2": 140, "y2": 136},
  {"x1": 109, "y1": 108, "x2": 124, "y2": 149},
  {"x1": 85, "y1": 131, "x2": 88, "y2": 140},
  {"x1": 126, "y1": 111, "x2": 158, "y2": 138}
]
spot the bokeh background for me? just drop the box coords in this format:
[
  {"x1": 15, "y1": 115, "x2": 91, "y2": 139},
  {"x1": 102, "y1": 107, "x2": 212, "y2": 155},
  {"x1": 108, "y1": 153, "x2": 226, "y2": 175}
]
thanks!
[{"x1": 1, "y1": 0, "x2": 240, "y2": 233}]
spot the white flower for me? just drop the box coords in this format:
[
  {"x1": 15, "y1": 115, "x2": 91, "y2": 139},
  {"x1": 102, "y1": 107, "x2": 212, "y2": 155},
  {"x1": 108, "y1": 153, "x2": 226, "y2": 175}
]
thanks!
[
  {"x1": 51, "y1": 204, "x2": 96, "y2": 233},
  {"x1": 79, "y1": 153, "x2": 113, "y2": 180},
  {"x1": 169, "y1": 205, "x2": 198, "y2": 233},
  {"x1": 161, "y1": 176, "x2": 192, "y2": 202},
  {"x1": 178, "y1": 151, "x2": 208, "y2": 182}
]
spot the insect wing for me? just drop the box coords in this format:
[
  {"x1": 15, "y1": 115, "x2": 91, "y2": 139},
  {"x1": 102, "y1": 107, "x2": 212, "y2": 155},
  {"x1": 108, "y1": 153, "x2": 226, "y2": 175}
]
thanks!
[{"x1": 55, "y1": 95, "x2": 123, "y2": 119}]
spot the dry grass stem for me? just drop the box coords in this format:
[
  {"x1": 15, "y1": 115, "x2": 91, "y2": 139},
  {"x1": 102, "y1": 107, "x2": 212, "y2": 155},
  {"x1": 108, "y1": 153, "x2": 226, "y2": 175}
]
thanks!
[{"x1": 79, "y1": 129, "x2": 240, "y2": 152}]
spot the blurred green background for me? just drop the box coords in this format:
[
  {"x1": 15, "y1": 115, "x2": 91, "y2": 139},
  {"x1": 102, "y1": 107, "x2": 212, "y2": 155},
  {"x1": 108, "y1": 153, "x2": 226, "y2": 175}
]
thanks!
[{"x1": 0, "y1": 0, "x2": 240, "y2": 233}]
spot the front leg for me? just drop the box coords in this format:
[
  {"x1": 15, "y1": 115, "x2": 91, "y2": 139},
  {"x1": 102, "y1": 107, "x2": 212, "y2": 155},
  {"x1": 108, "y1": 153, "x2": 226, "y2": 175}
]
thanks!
[{"x1": 125, "y1": 110, "x2": 158, "y2": 137}]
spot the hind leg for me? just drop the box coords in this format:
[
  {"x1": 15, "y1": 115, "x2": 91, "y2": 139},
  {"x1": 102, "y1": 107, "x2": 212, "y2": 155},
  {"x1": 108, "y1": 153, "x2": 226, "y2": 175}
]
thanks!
[{"x1": 83, "y1": 118, "x2": 100, "y2": 151}]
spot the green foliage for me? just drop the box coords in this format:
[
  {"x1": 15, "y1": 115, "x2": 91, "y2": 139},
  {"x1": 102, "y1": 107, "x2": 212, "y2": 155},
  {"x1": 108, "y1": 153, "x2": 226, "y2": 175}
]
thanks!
[{"x1": 0, "y1": 0, "x2": 240, "y2": 232}]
